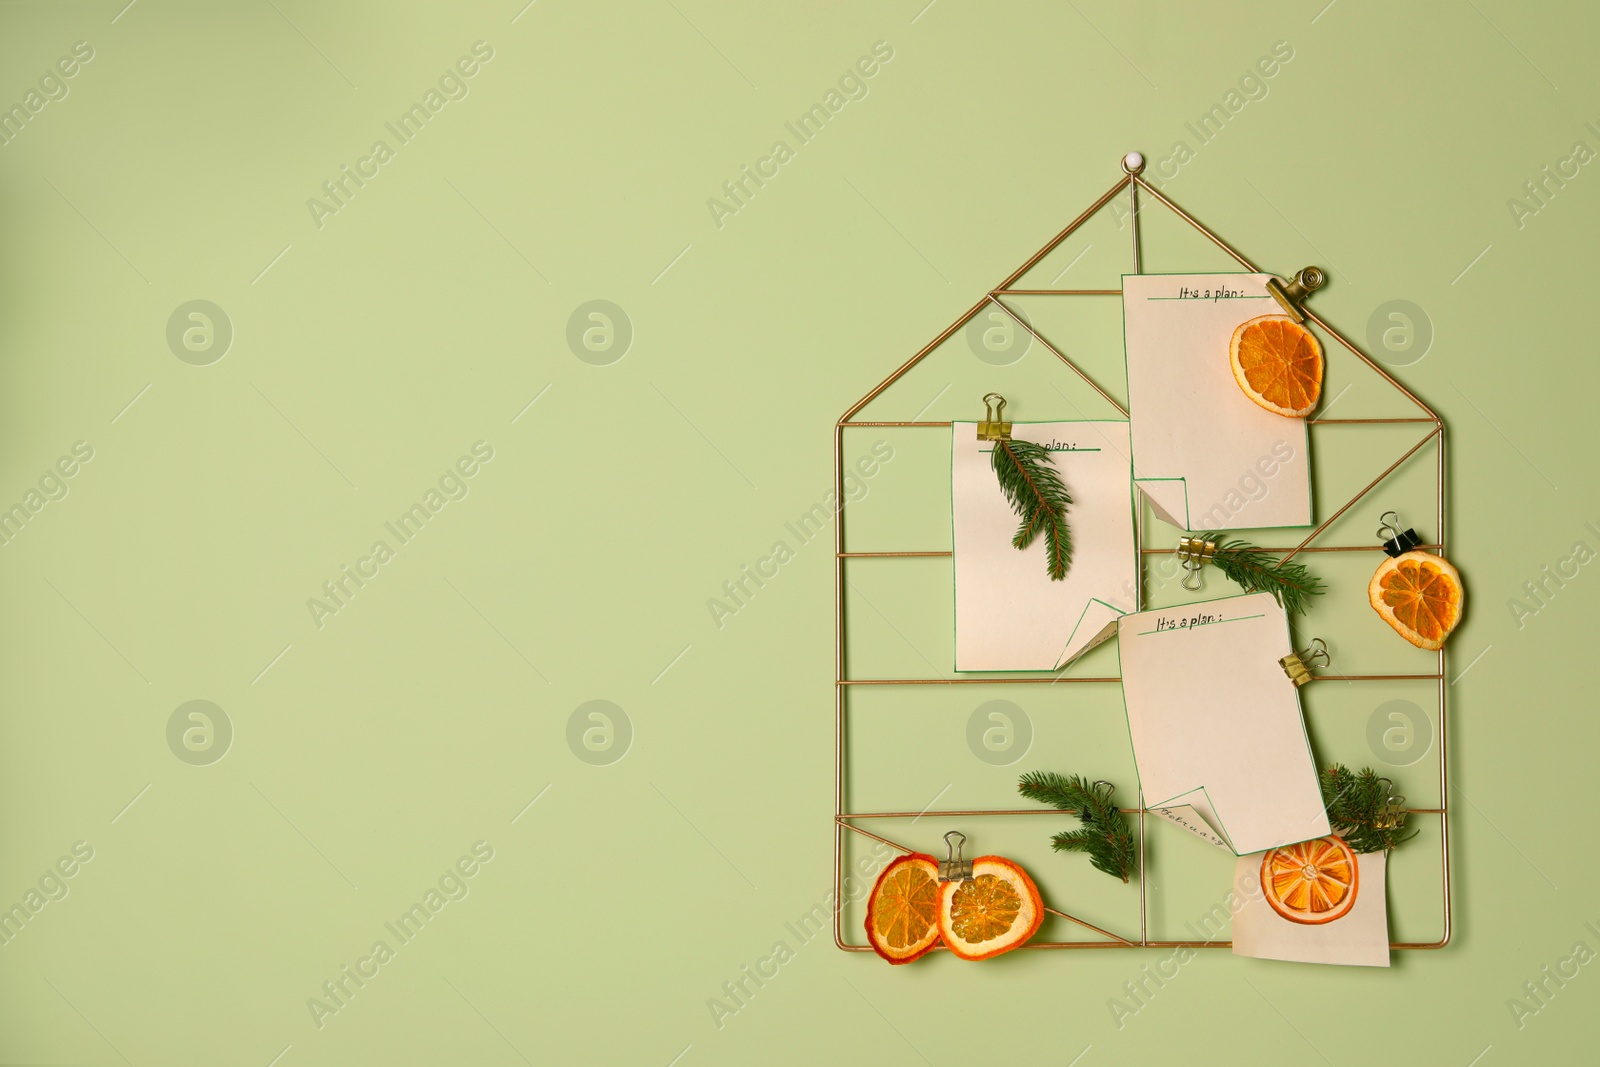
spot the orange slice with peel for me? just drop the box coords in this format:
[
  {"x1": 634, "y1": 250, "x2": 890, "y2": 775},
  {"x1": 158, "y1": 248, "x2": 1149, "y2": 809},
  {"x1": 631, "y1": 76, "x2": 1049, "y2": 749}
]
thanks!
[
  {"x1": 1260, "y1": 835, "x2": 1359, "y2": 925},
  {"x1": 937, "y1": 856, "x2": 1044, "y2": 960},
  {"x1": 865, "y1": 854, "x2": 941, "y2": 964},
  {"x1": 1369, "y1": 550, "x2": 1464, "y2": 650},
  {"x1": 1230, "y1": 314, "x2": 1323, "y2": 418}
]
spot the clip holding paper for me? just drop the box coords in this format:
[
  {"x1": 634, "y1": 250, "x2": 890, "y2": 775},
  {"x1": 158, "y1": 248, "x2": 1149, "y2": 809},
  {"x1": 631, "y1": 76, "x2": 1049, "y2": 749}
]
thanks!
[
  {"x1": 939, "y1": 830, "x2": 973, "y2": 882},
  {"x1": 1264, "y1": 266, "x2": 1325, "y2": 324},
  {"x1": 1375, "y1": 782, "x2": 1408, "y2": 830},
  {"x1": 1176, "y1": 536, "x2": 1218, "y2": 590},
  {"x1": 1279, "y1": 637, "x2": 1330, "y2": 688},
  {"x1": 1377, "y1": 511, "x2": 1422, "y2": 557},
  {"x1": 978, "y1": 392, "x2": 1011, "y2": 441}
]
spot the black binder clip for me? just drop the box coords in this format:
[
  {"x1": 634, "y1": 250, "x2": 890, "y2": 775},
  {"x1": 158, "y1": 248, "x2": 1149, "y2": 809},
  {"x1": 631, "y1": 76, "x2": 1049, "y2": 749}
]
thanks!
[{"x1": 1377, "y1": 511, "x2": 1422, "y2": 557}]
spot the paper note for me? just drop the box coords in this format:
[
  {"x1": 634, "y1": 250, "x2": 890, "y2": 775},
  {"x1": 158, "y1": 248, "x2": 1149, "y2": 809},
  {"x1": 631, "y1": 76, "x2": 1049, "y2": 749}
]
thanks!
[
  {"x1": 1121, "y1": 273, "x2": 1312, "y2": 531},
  {"x1": 953, "y1": 421, "x2": 1137, "y2": 671},
  {"x1": 1153, "y1": 805, "x2": 1229, "y2": 850},
  {"x1": 1116, "y1": 592, "x2": 1329, "y2": 855},
  {"x1": 1232, "y1": 850, "x2": 1390, "y2": 967}
]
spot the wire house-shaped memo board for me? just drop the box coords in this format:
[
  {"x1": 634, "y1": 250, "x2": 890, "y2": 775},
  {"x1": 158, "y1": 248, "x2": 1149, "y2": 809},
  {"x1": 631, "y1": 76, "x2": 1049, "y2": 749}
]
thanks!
[{"x1": 833, "y1": 153, "x2": 1450, "y2": 953}]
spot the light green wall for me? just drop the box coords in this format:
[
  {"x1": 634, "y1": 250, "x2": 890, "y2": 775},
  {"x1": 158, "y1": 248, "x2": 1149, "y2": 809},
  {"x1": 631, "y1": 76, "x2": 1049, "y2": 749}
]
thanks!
[{"x1": 0, "y1": 1, "x2": 1592, "y2": 1063}]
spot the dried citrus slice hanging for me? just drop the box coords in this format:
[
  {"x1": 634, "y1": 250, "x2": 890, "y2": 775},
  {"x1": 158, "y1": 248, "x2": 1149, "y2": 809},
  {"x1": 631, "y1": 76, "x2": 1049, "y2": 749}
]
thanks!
[
  {"x1": 1260, "y1": 835, "x2": 1359, "y2": 925},
  {"x1": 864, "y1": 854, "x2": 942, "y2": 964},
  {"x1": 1369, "y1": 550, "x2": 1464, "y2": 650},
  {"x1": 937, "y1": 856, "x2": 1044, "y2": 960},
  {"x1": 1229, "y1": 314, "x2": 1323, "y2": 418}
]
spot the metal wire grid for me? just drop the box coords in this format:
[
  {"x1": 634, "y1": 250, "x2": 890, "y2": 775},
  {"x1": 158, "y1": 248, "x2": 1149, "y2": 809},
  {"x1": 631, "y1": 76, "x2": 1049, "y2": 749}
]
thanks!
[{"x1": 832, "y1": 156, "x2": 1450, "y2": 952}]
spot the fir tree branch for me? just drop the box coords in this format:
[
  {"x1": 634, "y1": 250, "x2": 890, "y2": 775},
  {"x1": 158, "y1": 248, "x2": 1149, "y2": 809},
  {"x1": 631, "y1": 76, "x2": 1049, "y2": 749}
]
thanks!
[
  {"x1": 1198, "y1": 536, "x2": 1326, "y2": 615},
  {"x1": 1320, "y1": 764, "x2": 1416, "y2": 854},
  {"x1": 992, "y1": 439, "x2": 1073, "y2": 580},
  {"x1": 1018, "y1": 771, "x2": 1136, "y2": 882}
]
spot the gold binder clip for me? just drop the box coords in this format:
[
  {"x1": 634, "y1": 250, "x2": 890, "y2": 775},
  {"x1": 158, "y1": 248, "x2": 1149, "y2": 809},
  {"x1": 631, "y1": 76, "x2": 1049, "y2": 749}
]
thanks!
[
  {"x1": 1264, "y1": 266, "x2": 1326, "y2": 324},
  {"x1": 1176, "y1": 536, "x2": 1218, "y2": 590},
  {"x1": 1377, "y1": 510, "x2": 1422, "y2": 557},
  {"x1": 1375, "y1": 783, "x2": 1407, "y2": 830},
  {"x1": 938, "y1": 830, "x2": 973, "y2": 882},
  {"x1": 978, "y1": 392, "x2": 1011, "y2": 442},
  {"x1": 1279, "y1": 638, "x2": 1329, "y2": 687}
]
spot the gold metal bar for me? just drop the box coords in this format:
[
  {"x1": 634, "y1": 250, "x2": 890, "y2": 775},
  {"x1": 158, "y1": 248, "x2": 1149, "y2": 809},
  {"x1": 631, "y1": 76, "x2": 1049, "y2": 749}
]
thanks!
[
  {"x1": 1436, "y1": 424, "x2": 1452, "y2": 947},
  {"x1": 989, "y1": 294, "x2": 1130, "y2": 417},
  {"x1": 1043, "y1": 906, "x2": 1138, "y2": 945},
  {"x1": 1315, "y1": 674, "x2": 1443, "y2": 681},
  {"x1": 839, "y1": 175, "x2": 1129, "y2": 425},
  {"x1": 1133, "y1": 174, "x2": 1259, "y2": 271},
  {"x1": 832, "y1": 417, "x2": 846, "y2": 949},
  {"x1": 1141, "y1": 544, "x2": 1442, "y2": 555},
  {"x1": 840, "y1": 808, "x2": 1446, "y2": 819},
  {"x1": 1309, "y1": 417, "x2": 1438, "y2": 425},
  {"x1": 1135, "y1": 172, "x2": 1441, "y2": 426},
  {"x1": 996, "y1": 176, "x2": 1131, "y2": 291},
  {"x1": 1130, "y1": 168, "x2": 1141, "y2": 274},
  {"x1": 1279, "y1": 427, "x2": 1440, "y2": 564},
  {"x1": 838, "y1": 674, "x2": 1438, "y2": 685},
  {"x1": 842, "y1": 808, "x2": 1141, "y2": 818},
  {"x1": 1438, "y1": 421, "x2": 1448, "y2": 550},
  {"x1": 995, "y1": 288, "x2": 1123, "y2": 295},
  {"x1": 839, "y1": 551, "x2": 952, "y2": 558},
  {"x1": 848, "y1": 931, "x2": 1447, "y2": 950},
  {"x1": 1137, "y1": 784, "x2": 1148, "y2": 945},
  {"x1": 1014, "y1": 938, "x2": 1448, "y2": 950},
  {"x1": 838, "y1": 821, "x2": 905, "y2": 854},
  {"x1": 1304, "y1": 306, "x2": 1442, "y2": 423},
  {"x1": 836, "y1": 821, "x2": 1135, "y2": 945},
  {"x1": 839, "y1": 677, "x2": 1121, "y2": 685},
  {"x1": 838, "y1": 942, "x2": 1125, "y2": 952},
  {"x1": 840, "y1": 807, "x2": 1443, "y2": 818},
  {"x1": 838, "y1": 300, "x2": 989, "y2": 426},
  {"x1": 1134, "y1": 491, "x2": 1146, "y2": 610},
  {"x1": 1437, "y1": 652, "x2": 1451, "y2": 947}
]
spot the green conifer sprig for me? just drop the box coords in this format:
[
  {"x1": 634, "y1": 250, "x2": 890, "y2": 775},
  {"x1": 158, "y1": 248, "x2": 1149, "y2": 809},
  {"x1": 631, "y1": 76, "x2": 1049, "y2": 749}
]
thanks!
[
  {"x1": 992, "y1": 440, "x2": 1073, "y2": 580},
  {"x1": 1320, "y1": 764, "x2": 1416, "y2": 854},
  {"x1": 1017, "y1": 771, "x2": 1136, "y2": 882},
  {"x1": 1193, "y1": 535, "x2": 1326, "y2": 615}
]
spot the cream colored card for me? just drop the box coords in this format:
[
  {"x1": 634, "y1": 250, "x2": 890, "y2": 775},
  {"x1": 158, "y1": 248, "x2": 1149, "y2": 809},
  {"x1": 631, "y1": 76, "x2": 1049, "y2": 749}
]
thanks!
[
  {"x1": 1116, "y1": 592, "x2": 1329, "y2": 855},
  {"x1": 1152, "y1": 804, "x2": 1229, "y2": 849},
  {"x1": 1232, "y1": 850, "x2": 1390, "y2": 967},
  {"x1": 952, "y1": 421, "x2": 1136, "y2": 672},
  {"x1": 1121, "y1": 273, "x2": 1312, "y2": 531}
]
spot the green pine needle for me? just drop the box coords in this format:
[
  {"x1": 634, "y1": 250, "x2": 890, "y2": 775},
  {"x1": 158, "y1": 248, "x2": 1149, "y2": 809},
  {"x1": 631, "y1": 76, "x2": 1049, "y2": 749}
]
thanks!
[
  {"x1": 992, "y1": 440, "x2": 1073, "y2": 580},
  {"x1": 1320, "y1": 764, "x2": 1416, "y2": 854},
  {"x1": 1197, "y1": 536, "x2": 1326, "y2": 615},
  {"x1": 1018, "y1": 771, "x2": 1136, "y2": 882}
]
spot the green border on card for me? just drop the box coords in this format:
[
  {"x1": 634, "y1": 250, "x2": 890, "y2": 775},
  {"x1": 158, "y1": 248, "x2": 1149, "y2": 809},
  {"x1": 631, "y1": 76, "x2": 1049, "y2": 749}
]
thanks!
[
  {"x1": 950, "y1": 420, "x2": 1136, "y2": 674},
  {"x1": 1120, "y1": 272, "x2": 1315, "y2": 532},
  {"x1": 1113, "y1": 590, "x2": 1329, "y2": 856}
]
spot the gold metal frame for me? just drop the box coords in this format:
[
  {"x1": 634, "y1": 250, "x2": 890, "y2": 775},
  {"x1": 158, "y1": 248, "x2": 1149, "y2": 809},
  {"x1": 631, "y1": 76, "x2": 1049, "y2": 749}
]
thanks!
[{"x1": 833, "y1": 154, "x2": 1450, "y2": 952}]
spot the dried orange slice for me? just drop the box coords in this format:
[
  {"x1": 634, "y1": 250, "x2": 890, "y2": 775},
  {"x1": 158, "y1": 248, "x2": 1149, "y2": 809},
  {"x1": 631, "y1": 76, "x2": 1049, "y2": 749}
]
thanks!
[
  {"x1": 1369, "y1": 550, "x2": 1464, "y2": 650},
  {"x1": 865, "y1": 854, "x2": 941, "y2": 964},
  {"x1": 937, "y1": 856, "x2": 1044, "y2": 960},
  {"x1": 1260, "y1": 835, "x2": 1359, "y2": 925},
  {"x1": 1230, "y1": 314, "x2": 1323, "y2": 418}
]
